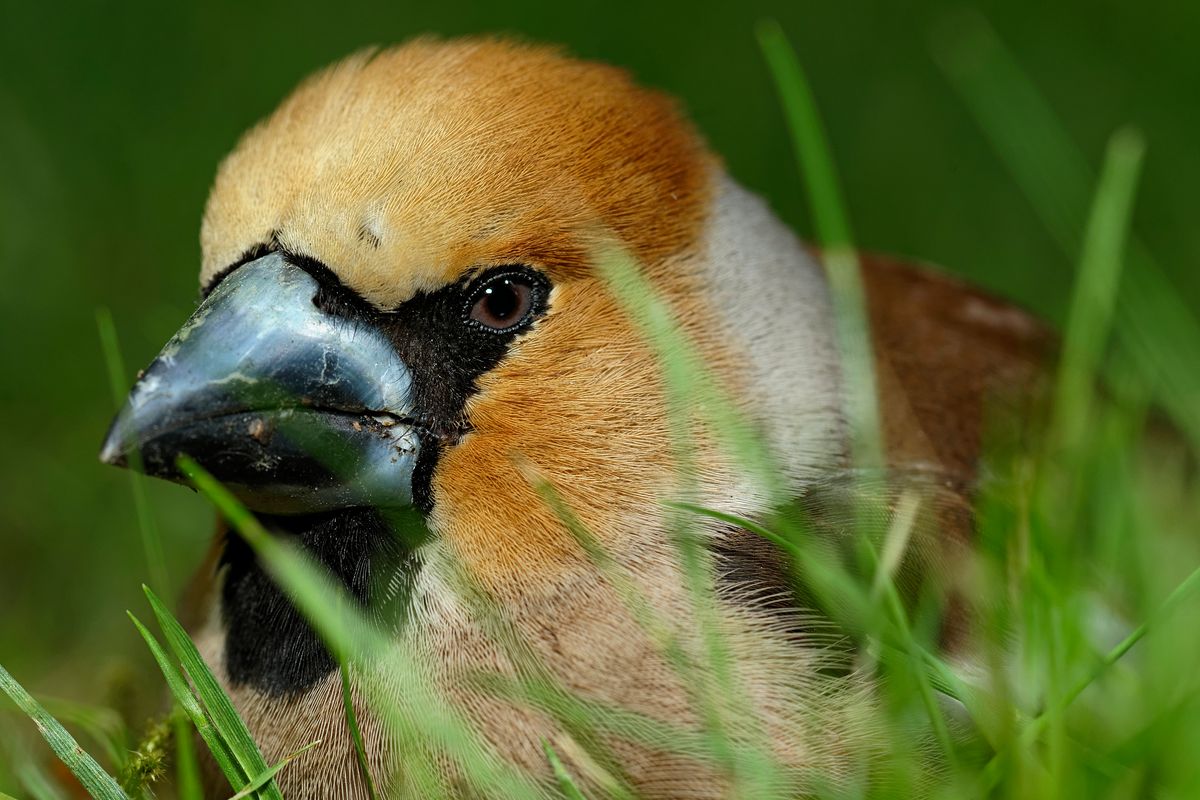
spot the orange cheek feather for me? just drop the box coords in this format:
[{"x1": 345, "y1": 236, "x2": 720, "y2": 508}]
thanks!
[{"x1": 429, "y1": 280, "x2": 680, "y2": 589}]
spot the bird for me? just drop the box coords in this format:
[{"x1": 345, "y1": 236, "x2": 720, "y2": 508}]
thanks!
[{"x1": 100, "y1": 37, "x2": 1051, "y2": 799}]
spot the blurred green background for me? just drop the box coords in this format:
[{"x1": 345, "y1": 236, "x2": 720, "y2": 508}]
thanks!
[{"x1": 0, "y1": 0, "x2": 1196, "y2": 728}]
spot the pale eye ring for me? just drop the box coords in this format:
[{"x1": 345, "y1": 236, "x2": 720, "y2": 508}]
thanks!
[{"x1": 468, "y1": 275, "x2": 536, "y2": 331}]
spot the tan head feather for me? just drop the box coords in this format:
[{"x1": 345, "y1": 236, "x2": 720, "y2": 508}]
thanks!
[{"x1": 201, "y1": 37, "x2": 712, "y2": 307}]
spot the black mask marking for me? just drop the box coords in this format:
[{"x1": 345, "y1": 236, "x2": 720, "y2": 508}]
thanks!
[
  {"x1": 220, "y1": 507, "x2": 425, "y2": 696},
  {"x1": 212, "y1": 247, "x2": 550, "y2": 696}
]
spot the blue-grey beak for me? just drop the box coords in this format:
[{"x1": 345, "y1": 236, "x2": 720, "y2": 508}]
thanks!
[{"x1": 99, "y1": 252, "x2": 420, "y2": 515}]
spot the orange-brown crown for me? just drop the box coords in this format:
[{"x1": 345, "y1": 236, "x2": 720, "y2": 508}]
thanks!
[{"x1": 200, "y1": 38, "x2": 714, "y2": 307}]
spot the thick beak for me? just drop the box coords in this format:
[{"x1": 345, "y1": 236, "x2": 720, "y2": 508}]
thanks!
[{"x1": 100, "y1": 252, "x2": 420, "y2": 515}]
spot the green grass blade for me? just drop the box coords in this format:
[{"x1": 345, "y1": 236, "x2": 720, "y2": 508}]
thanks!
[
  {"x1": 594, "y1": 244, "x2": 781, "y2": 501},
  {"x1": 931, "y1": 11, "x2": 1200, "y2": 451},
  {"x1": 227, "y1": 740, "x2": 321, "y2": 800},
  {"x1": 0, "y1": 664, "x2": 129, "y2": 800},
  {"x1": 542, "y1": 740, "x2": 588, "y2": 800},
  {"x1": 410, "y1": 538, "x2": 647, "y2": 800},
  {"x1": 755, "y1": 20, "x2": 850, "y2": 248},
  {"x1": 96, "y1": 306, "x2": 170, "y2": 594},
  {"x1": 673, "y1": 501, "x2": 981, "y2": 718},
  {"x1": 173, "y1": 711, "x2": 204, "y2": 800},
  {"x1": 36, "y1": 697, "x2": 129, "y2": 769},
  {"x1": 1030, "y1": 559, "x2": 1200, "y2": 745},
  {"x1": 1053, "y1": 129, "x2": 1145, "y2": 455},
  {"x1": 533, "y1": 477, "x2": 759, "y2": 792},
  {"x1": 1116, "y1": 263, "x2": 1200, "y2": 448},
  {"x1": 975, "y1": 528, "x2": 1200, "y2": 792},
  {"x1": 15, "y1": 762, "x2": 66, "y2": 800},
  {"x1": 178, "y1": 456, "x2": 545, "y2": 799},
  {"x1": 669, "y1": 501, "x2": 875, "y2": 638},
  {"x1": 175, "y1": 457, "x2": 371, "y2": 661},
  {"x1": 594, "y1": 245, "x2": 797, "y2": 796},
  {"x1": 0, "y1": 790, "x2": 19, "y2": 800},
  {"x1": 340, "y1": 665, "x2": 379, "y2": 800},
  {"x1": 128, "y1": 612, "x2": 245, "y2": 791},
  {"x1": 861, "y1": 518, "x2": 957, "y2": 768},
  {"x1": 871, "y1": 491, "x2": 920, "y2": 601},
  {"x1": 930, "y1": 12, "x2": 1090, "y2": 256},
  {"x1": 141, "y1": 587, "x2": 283, "y2": 800},
  {"x1": 757, "y1": 19, "x2": 882, "y2": 469}
]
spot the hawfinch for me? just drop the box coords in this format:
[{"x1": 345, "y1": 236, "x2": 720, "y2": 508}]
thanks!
[{"x1": 101, "y1": 38, "x2": 1049, "y2": 799}]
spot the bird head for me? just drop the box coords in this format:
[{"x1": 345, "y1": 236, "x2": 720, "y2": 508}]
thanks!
[{"x1": 101, "y1": 36, "x2": 842, "y2": 592}]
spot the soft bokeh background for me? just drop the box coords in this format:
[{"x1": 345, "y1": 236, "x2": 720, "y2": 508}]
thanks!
[{"x1": 0, "y1": 0, "x2": 1196, "y2": 755}]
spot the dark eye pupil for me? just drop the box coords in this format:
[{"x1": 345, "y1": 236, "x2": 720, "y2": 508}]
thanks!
[
  {"x1": 484, "y1": 283, "x2": 519, "y2": 321},
  {"x1": 469, "y1": 275, "x2": 535, "y2": 331}
]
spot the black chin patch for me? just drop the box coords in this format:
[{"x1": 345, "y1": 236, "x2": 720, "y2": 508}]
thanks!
[
  {"x1": 209, "y1": 250, "x2": 551, "y2": 695},
  {"x1": 220, "y1": 507, "x2": 424, "y2": 696}
]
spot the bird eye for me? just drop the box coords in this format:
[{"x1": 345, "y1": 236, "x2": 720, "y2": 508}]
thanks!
[{"x1": 468, "y1": 274, "x2": 536, "y2": 332}]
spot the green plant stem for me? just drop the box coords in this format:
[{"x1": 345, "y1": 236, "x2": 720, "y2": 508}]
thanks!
[
  {"x1": 96, "y1": 307, "x2": 170, "y2": 594},
  {"x1": 173, "y1": 709, "x2": 203, "y2": 800},
  {"x1": 228, "y1": 740, "x2": 321, "y2": 800},
  {"x1": 757, "y1": 19, "x2": 882, "y2": 469},
  {"x1": 931, "y1": 10, "x2": 1200, "y2": 451},
  {"x1": 542, "y1": 740, "x2": 589, "y2": 800},
  {"x1": 340, "y1": 664, "x2": 379, "y2": 800},
  {"x1": 1053, "y1": 129, "x2": 1145, "y2": 458},
  {"x1": 979, "y1": 558, "x2": 1200, "y2": 791}
]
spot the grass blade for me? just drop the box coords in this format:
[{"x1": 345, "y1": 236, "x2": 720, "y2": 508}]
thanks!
[
  {"x1": 36, "y1": 697, "x2": 128, "y2": 769},
  {"x1": 979, "y1": 557, "x2": 1200, "y2": 790},
  {"x1": 340, "y1": 665, "x2": 379, "y2": 800},
  {"x1": 227, "y1": 740, "x2": 321, "y2": 800},
  {"x1": 175, "y1": 458, "x2": 370, "y2": 661},
  {"x1": 1053, "y1": 129, "x2": 1145, "y2": 455},
  {"x1": 673, "y1": 501, "x2": 980, "y2": 719},
  {"x1": 174, "y1": 710, "x2": 204, "y2": 800},
  {"x1": 669, "y1": 501, "x2": 876, "y2": 639},
  {"x1": 593, "y1": 244, "x2": 781, "y2": 501},
  {"x1": 755, "y1": 21, "x2": 850, "y2": 247},
  {"x1": 0, "y1": 664, "x2": 129, "y2": 800},
  {"x1": 178, "y1": 456, "x2": 545, "y2": 799},
  {"x1": 96, "y1": 306, "x2": 169, "y2": 594},
  {"x1": 128, "y1": 612, "x2": 245, "y2": 791},
  {"x1": 757, "y1": 18, "x2": 882, "y2": 468},
  {"x1": 593, "y1": 245, "x2": 798, "y2": 796},
  {"x1": 543, "y1": 740, "x2": 588, "y2": 800},
  {"x1": 15, "y1": 762, "x2": 66, "y2": 800},
  {"x1": 870, "y1": 491, "x2": 921, "y2": 601},
  {"x1": 931, "y1": 11, "x2": 1200, "y2": 450},
  {"x1": 141, "y1": 587, "x2": 283, "y2": 800}
]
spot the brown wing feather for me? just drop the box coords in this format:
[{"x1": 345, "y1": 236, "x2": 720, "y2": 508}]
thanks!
[
  {"x1": 862, "y1": 253, "x2": 1054, "y2": 482},
  {"x1": 719, "y1": 254, "x2": 1054, "y2": 649}
]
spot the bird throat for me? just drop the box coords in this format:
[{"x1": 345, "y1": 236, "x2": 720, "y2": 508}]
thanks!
[{"x1": 218, "y1": 507, "x2": 426, "y2": 696}]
